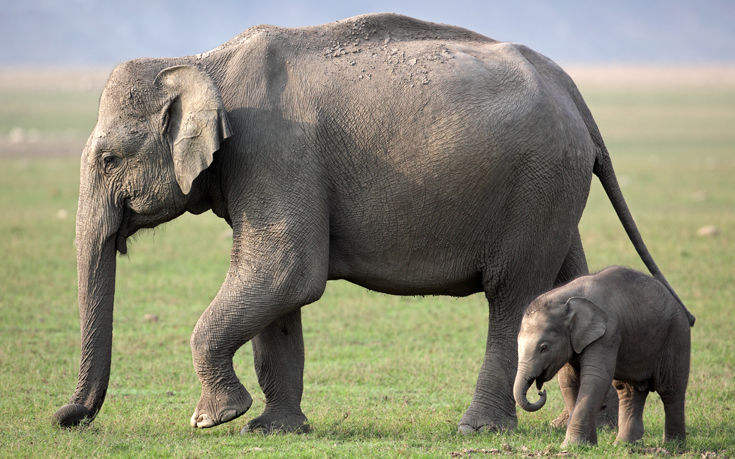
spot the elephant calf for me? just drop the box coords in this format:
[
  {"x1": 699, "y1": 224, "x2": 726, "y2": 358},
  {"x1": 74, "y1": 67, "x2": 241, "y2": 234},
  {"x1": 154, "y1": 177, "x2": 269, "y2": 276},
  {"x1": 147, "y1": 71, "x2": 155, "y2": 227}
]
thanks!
[{"x1": 513, "y1": 266, "x2": 692, "y2": 446}]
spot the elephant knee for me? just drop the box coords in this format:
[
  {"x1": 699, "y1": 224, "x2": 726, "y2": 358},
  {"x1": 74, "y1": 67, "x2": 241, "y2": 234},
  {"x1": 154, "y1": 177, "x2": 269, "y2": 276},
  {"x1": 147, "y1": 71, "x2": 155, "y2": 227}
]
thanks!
[
  {"x1": 190, "y1": 324, "x2": 224, "y2": 363},
  {"x1": 270, "y1": 264, "x2": 326, "y2": 307}
]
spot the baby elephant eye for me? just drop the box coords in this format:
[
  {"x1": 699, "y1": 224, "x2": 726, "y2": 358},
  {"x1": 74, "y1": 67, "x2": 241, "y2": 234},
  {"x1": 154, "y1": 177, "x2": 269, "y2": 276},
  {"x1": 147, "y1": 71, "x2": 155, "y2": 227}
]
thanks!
[{"x1": 539, "y1": 343, "x2": 549, "y2": 353}]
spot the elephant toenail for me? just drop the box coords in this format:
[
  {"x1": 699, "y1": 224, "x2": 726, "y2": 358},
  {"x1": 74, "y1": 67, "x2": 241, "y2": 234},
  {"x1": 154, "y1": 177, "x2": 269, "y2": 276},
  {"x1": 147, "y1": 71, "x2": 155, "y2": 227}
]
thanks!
[{"x1": 196, "y1": 413, "x2": 215, "y2": 428}]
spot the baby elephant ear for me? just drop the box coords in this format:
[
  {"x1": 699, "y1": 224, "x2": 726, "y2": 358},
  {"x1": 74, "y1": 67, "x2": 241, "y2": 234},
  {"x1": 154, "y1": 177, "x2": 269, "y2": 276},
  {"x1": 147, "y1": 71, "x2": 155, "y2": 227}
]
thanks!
[
  {"x1": 155, "y1": 65, "x2": 232, "y2": 195},
  {"x1": 567, "y1": 297, "x2": 607, "y2": 354}
]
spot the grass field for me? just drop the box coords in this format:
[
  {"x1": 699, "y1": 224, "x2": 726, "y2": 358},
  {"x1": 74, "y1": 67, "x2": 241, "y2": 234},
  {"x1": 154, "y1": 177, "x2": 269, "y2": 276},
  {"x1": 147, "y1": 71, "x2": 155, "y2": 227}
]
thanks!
[{"x1": 0, "y1": 67, "x2": 734, "y2": 457}]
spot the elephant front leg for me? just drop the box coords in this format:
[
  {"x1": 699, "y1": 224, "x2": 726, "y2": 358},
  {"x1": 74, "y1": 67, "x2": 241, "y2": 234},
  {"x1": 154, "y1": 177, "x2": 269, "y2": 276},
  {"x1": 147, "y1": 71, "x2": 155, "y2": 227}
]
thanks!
[
  {"x1": 189, "y1": 276, "x2": 301, "y2": 429},
  {"x1": 562, "y1": 351, "x2": 616, "y2": 446},
  {"x1": 189, "y1": 294, "x2": 253, "y2": 428},
  {"x1": 242, "y1": 308, "x2": 309, "y2": 434},
  {"x1": 553, "y1": 365, "x2": 619, "y2": 430}
]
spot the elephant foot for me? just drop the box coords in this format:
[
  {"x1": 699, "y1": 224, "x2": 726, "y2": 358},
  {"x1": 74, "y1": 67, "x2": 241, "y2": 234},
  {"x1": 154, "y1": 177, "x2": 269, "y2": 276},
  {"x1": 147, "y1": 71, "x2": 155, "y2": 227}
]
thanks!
[
  {"x1": 190, "y1": 383, "x2": 252, "y2": 429},
  {"x1": 597, "y1": 405, "x2": 618, "y2": 429},
  {"x1": 613, "y1": 434, "x2": 643, "y2": 445},
  {"x1": 551, "y1": 408, "x2": 570, "y2": 428},
  {"x1": 561, "y1": 436, "x2": 597, "y2": 448},
  {"x1": 551, "y1": 399, "x2": 618, "y2": 430},
  {"x1": 458, "y1": 410, "x2": 517, "y2": 435},
  {"x1": 241, "y1": 410, "x2": 309, "y2": 434}
]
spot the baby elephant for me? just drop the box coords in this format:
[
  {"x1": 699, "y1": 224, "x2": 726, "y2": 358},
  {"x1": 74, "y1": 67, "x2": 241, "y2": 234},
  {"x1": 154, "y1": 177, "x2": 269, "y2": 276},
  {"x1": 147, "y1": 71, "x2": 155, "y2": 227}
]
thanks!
[{"x1": 513, "y1": 266, "x2": 693, "y2": 446}]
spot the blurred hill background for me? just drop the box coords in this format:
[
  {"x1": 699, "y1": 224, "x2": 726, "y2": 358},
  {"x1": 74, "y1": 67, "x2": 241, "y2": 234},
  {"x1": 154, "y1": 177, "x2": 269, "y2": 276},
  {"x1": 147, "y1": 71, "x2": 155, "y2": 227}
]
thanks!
[{"x1": 2, "y1": 0, "x2": 734, "y2": 66}]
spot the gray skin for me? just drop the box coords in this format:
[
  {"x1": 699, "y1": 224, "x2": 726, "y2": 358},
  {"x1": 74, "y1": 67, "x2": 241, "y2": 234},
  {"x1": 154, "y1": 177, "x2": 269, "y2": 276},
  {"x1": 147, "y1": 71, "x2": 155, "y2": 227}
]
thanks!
[
  {"x1": 514, "y1": 266, "x2": 693, "y2": 446},
  {"x1": 52, "y1": 13, "x2": 690, "y2": 434}
]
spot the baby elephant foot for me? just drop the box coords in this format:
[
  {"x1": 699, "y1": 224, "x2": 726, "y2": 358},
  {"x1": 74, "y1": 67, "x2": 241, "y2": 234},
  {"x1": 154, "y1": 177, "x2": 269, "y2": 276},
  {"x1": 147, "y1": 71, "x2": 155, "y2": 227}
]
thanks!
[
  {"x1": 241, "y1": 410, "x2": 309, "y2": 434},
  {"x1": 190, "y1": 383, "x2": 253, "y2": 428},
  {"x1": 551, "y1": 408, "x2": 570, "y2": 428}
]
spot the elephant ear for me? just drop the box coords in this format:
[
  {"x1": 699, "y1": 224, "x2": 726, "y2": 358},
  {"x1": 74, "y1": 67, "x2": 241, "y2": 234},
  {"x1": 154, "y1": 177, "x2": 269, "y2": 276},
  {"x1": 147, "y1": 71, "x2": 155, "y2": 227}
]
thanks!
[
  {"x1": 155, "y1": 65, "x2": 232, "y2": 195},
  {"x1": 566, "y1": 297, "x2": 607, "y2": 354}
]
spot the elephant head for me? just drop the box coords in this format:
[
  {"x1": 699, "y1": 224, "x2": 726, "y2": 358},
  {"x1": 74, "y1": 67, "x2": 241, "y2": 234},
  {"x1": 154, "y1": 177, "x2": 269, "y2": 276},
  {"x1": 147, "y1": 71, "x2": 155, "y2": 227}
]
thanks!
[
  {"x1": 53, "y1": 61, "x2": 231, "y2": 427},
  {"x1": 513, "y1": 296, "x2": 607, "y2": 412}
]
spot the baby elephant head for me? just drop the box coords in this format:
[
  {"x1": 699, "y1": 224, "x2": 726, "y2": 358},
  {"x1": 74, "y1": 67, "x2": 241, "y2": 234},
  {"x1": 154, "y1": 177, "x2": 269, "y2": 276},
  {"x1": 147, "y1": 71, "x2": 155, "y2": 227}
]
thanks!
[{"x1": 513, "y1": 296, "x2": 607, "y2": 412}]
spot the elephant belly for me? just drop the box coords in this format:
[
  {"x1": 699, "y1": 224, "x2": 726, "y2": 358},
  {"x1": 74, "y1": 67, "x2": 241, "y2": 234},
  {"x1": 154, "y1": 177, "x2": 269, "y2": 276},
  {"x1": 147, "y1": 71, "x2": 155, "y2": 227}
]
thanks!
[
  {"x1": 325, "y1": 171, "x2": 528, "y2": 297},
  {"x1": 324, "y1": 149, "x2": 510, "y2": 296},
  {"x1": 327, "y1": 225, "x2": 487, "y2": 296},
  {"x1": 328, "y1": 245, "x2": 485, "y2": 297}
]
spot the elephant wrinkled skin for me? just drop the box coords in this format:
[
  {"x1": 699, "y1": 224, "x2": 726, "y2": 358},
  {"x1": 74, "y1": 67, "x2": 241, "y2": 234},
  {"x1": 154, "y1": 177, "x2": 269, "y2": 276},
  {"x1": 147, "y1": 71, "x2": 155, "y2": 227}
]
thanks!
[{"x1": 53, "y1": 13, "x2": 686, "y2": 435}]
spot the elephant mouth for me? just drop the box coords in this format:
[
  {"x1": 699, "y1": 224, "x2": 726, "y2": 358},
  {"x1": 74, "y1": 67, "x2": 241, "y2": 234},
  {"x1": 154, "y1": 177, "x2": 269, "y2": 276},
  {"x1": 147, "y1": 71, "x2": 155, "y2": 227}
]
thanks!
[
  {"x1": 115, "y1": 203, "x2": 131, "y2": 254},
  {"x1": 535, "y1": 367, "x2": 552, "y2": 390}
]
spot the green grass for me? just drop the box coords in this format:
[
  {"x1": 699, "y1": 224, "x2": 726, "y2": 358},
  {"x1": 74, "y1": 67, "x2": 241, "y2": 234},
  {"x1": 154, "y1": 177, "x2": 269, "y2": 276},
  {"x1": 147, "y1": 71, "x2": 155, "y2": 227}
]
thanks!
[{"x1": 1, "y1": 79, "x2": 734, "y2": 457}]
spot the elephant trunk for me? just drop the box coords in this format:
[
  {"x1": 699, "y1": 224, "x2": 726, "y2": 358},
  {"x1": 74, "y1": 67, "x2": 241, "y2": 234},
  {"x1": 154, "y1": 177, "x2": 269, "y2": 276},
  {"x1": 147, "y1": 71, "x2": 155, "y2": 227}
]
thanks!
[
  {"x1": 514, "y1": 365, "x2": 547, "y2": 412},
  {"x1": 54, "y1": 174, "x2": 123, "y2": 427}
]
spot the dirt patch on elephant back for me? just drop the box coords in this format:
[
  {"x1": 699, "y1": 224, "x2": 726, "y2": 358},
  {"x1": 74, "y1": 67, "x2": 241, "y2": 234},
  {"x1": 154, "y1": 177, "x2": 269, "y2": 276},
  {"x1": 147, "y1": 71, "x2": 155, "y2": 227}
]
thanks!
[{"x1": 564, "y1": 65, "x2": 735, "y2": 89}]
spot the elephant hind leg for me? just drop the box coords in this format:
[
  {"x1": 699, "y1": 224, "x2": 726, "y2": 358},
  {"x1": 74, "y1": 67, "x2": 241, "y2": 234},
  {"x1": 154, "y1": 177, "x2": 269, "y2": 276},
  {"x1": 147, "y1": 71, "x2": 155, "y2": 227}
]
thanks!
[
  {"x1": 614, "y1": 381, "x2": 648, "y2": 443},
  {"x1": 659, "y1": 325, "x2": 690, "y2": 444},
  {"x1": 553, "y1": 363, "x2": 579, "y2": 428},
  {"x1": 458, "y1": 287, "x2": 527, "y2": 434},
  {"x1": 553, "y1": 228, "x2": 589, "y2": 288},
  {"x1": 459, "y1": 243, "x2": 565, "y2": 434},
  {"x1": 459, "y1": 297, "x2": 530, "y2": 434},
  {"x1": 661, "y1": 392, "x2": 686, "y2": 443},
  {"x1": 242, "y1": 309, "x2": 309, "y2": 434}
]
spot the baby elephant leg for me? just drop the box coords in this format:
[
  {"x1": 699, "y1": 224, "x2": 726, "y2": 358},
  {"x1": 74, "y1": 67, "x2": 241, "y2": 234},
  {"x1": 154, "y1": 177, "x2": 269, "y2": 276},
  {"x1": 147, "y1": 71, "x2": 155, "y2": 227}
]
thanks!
[
  {"x1": 553, "y1": 364, "x2": 578, "y2": 428},
  {"x1": 660, "y1": 391, "x2": 687, "y2": 443},
  {"x1": 660, "y1": 320, "x2": 690, "y2": 444},
  {"x1": 553, "y1": 364, "x2": 618, "y2": 430},
  {"x1": 614, "y1": 381, "x2": 648, "y2": 444}
]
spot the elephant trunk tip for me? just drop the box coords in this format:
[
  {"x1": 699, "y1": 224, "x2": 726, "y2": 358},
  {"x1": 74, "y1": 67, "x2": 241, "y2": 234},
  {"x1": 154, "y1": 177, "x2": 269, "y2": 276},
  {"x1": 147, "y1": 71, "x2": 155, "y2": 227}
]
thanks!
[
  {"x1": 53, "y1": 403, "x2": 92, "y2": 428},
  {"x1": 524, "y1": 388, "x2": 547, "y2": 412},
  {"x1": 515, "y1": 377, "x2": 548, "y2": 412}
]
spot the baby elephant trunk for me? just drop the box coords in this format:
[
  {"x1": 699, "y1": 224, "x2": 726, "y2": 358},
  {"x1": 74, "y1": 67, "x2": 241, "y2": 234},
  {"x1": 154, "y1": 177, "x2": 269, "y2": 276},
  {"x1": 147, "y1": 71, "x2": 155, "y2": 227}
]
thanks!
[{"x1": 514, "y1": 369, "x2": 547, "y2": 412}]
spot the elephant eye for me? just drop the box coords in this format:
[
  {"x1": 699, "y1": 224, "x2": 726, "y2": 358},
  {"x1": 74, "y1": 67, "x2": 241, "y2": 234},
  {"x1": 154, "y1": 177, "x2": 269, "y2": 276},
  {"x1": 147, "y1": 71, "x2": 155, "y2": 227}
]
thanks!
[
  {"x1": 539, "y1": 343, "x2": 549, "y2": 353},
  {"x1": 101, "y1": 153, "x2": 121, "y2": 173}
]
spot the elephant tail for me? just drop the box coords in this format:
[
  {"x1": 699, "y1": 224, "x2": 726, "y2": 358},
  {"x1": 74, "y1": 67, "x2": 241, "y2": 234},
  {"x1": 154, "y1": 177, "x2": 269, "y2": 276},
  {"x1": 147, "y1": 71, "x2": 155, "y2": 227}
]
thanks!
[{"x1": 593, "y1": 149, "x2": 696, "y2": 326}]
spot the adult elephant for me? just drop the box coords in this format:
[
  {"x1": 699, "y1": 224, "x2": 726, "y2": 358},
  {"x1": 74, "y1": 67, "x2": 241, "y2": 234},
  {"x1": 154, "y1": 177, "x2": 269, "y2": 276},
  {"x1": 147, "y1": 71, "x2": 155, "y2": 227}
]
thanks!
[{"x1": 53, "y1": 13, "x2": 685, "y2": 434}]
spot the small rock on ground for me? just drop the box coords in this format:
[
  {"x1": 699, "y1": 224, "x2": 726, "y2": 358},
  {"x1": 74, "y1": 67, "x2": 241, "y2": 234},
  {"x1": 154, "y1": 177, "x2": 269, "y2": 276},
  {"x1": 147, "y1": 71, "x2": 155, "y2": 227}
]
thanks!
[
  {"x1": 697, "y1": 225, "x2": 720, "y2": 237},
  {"x1": 143, "y1": 314, "x2": 159, "y2": 322}
]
